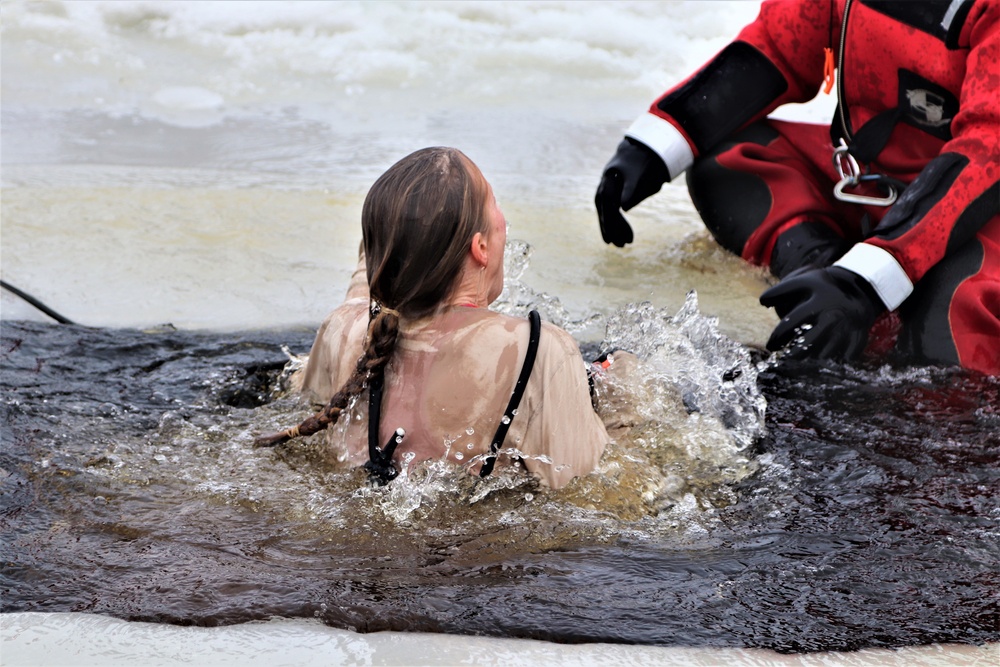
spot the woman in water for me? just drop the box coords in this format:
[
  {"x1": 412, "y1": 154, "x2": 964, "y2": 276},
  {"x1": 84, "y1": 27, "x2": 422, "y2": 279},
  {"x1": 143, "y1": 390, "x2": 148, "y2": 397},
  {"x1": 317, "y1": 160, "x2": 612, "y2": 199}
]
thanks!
[{"x1": 258, "y1": 147, "x2": 629, "y2": 489}]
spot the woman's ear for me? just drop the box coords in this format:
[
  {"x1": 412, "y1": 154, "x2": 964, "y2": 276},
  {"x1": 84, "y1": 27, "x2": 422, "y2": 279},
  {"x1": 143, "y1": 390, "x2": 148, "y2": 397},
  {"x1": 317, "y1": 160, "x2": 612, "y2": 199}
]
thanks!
[{"x1": 470, "y1": 231, "x2": 489, "y2": 267}]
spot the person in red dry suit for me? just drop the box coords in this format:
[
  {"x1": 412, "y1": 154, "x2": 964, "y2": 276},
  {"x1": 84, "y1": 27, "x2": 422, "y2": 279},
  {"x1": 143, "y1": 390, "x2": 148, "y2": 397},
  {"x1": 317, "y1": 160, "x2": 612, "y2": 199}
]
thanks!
[{"x1": 595, "y1": 0, "x2": 999, "y2": 375}]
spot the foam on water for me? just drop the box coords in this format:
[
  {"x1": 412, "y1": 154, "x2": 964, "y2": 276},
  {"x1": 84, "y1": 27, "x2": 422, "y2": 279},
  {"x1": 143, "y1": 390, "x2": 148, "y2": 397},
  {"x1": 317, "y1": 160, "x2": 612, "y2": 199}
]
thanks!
[
  {"x1": 2, "y1": 0, "x2": 829, "y2": 191},
  {"x1": 2, "y1": 1, "x2": 762, "y2": 119}
]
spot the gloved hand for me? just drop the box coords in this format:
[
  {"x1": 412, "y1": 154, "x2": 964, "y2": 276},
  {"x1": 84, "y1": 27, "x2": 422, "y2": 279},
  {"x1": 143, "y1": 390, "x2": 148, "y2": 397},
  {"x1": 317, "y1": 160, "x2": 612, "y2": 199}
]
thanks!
[
  {"x1": 594, "y1": 138, "x2": 670, "y2": 247},
  {"x1": 760, "y1": 266, "x2": 886, "y2": 361},
  {"x1": 769, "y1": 221, "x2": 853, "y2": 278}
]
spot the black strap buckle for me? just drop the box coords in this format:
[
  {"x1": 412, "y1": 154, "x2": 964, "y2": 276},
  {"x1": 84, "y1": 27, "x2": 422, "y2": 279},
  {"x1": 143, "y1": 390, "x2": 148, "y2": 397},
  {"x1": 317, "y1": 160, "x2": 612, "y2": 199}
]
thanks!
[
  {"x1": 364, "y1": 426, "x2": 404, "y2": 486},
  {"x1": 365, "y1": 369, "x2": 405, "y2": 486}
]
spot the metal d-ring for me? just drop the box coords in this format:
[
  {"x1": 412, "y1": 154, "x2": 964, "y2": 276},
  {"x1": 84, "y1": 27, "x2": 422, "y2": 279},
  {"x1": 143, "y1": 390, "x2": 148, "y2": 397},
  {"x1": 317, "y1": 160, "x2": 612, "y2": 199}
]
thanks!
[
  {"x1": 834, "y1": 178, "x2": 898, "y2": 206},
  {"x1": 832, "y1": 139, "x2": 898, "y2": 207}
]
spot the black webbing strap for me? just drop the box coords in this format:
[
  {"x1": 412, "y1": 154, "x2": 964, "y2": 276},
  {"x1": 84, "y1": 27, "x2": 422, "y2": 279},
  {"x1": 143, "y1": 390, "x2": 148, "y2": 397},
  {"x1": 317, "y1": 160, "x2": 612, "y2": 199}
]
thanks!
[
  {"x1": 831, "y1": 104, "x2": 909, "y2": 204},
  {"x1": 479, "y1": 310, "x2": 541, "y2": 478},
  {"x1": 848, "y1": 106, "x2": 905, "y2": 166},
  {"x1": 831, "y1": 103, "x2": 905, "y2": 167},
  {"x1": 364, "y1": 370, "x2": 402, "y2": 485}
]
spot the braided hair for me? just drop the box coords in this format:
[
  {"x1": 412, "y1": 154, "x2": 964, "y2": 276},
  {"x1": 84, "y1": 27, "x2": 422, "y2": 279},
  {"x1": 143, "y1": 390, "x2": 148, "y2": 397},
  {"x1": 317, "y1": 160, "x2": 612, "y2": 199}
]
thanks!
[{"x1": 255, "y1": 147, "x2": 491, "y2": 448}]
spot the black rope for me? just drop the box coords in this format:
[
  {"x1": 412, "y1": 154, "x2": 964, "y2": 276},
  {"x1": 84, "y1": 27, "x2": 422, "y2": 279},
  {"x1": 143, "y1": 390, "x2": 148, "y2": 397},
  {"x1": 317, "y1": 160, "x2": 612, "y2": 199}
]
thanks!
[{"x1": 1, "y1": 280, "x2": 75, "y2": 324}]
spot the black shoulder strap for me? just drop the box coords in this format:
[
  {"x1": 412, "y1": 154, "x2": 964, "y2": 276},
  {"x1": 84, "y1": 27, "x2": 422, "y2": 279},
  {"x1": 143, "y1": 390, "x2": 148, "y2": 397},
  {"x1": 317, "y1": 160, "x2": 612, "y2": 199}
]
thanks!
[
  {"x1": 364, "y1": 370, "x2": 402, "y2": 485},
  {"x1": 365, "y1": 310, "x2": 542, "y2": 484},
  {"x1": 479, "y1": 310, "x2": 541, "y2": 478}
]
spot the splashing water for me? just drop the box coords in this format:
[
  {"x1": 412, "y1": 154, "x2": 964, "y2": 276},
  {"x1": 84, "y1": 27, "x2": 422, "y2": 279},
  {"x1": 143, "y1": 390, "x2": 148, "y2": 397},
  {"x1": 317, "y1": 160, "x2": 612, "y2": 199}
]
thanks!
[
  {"x1": 603, "y1": 291, "x2": 767, "y2": 451},
  {"x1": 289, "y1": 250, "x2": 769, "y2": 528},
  {"x1": 492, "y1": 239, "x2": 604, "y2": 337}
]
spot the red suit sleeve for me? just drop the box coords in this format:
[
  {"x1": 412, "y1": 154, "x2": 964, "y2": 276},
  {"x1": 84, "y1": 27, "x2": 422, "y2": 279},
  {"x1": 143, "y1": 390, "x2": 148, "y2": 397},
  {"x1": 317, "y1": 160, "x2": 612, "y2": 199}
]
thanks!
[{"x1": 647, "y1": 0, "x2": 832, "y2": 157}]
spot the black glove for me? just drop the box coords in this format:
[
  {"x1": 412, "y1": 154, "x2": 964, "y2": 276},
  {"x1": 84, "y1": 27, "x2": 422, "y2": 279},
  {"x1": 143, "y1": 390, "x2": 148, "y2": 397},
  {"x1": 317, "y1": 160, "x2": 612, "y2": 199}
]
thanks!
[
  {"x1": 769, "y1": 221, "x2": 853, "y2": 278},
  {"x1": 760, "y1": 266, "x2": 886, "y2": 361},
  {"x1": 594, "y1": 138, "x2": 670, "y2": 247}
]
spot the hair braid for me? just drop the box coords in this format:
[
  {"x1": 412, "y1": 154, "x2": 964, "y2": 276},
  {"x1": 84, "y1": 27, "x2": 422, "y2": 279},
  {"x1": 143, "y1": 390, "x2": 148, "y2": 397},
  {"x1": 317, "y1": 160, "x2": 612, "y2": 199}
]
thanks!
[{"x1": 253, "y1": 307, "x2": 400, "y2": 448}]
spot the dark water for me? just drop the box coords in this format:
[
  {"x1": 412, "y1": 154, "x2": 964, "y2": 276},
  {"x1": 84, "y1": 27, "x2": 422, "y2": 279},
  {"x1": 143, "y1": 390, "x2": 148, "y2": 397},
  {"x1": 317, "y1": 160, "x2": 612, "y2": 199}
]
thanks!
[{"x1": 1, "y1": 320, "x2": 998, "y2": 653}]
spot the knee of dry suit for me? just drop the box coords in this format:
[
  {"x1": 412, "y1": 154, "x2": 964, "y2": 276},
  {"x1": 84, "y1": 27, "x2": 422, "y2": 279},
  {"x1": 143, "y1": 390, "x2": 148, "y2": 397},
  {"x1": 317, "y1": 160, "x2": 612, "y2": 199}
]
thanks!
[{"x1": 686, "y1": 122, "x2": 779, "y2": 258}]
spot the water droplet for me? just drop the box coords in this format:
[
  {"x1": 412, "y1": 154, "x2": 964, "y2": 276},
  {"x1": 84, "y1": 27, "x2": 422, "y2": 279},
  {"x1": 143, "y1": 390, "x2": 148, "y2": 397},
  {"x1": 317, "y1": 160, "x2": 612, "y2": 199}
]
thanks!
[
  {"x1": 501, "y1": 415, "x2": 511, "y2": 425},
  {"x1": 454, "y1": 452, "x2": 464, "y2": 460},
  {"x1": 511, "y1": 409, "x2": 518, "y2": 416},
  {"x1": 395, "y1": 435, "x2": 403, "y2": 443},
  {"x1": 465, "y1": 427, "x2": 475, "y2": 435},
  {"x1": 466, "y1": 443, "x2": 474, "y2": 450},
  {"x1": 524, "y1": 493, "x2": 534, "y2": 502}
]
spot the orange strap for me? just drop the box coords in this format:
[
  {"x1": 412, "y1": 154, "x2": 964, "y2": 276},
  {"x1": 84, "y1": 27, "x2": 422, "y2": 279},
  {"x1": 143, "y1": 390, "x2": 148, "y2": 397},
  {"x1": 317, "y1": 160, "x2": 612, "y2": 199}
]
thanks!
[{"x1": 823, "y1": 47, "x2": 835, "y2": 94}]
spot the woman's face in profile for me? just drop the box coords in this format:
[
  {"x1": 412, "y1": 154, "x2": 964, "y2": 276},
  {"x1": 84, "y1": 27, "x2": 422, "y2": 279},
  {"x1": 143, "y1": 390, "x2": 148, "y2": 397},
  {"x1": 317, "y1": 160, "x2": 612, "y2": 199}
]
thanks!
[{"x1": 483, "y1": 183, "x2": 507, "y2": 305}]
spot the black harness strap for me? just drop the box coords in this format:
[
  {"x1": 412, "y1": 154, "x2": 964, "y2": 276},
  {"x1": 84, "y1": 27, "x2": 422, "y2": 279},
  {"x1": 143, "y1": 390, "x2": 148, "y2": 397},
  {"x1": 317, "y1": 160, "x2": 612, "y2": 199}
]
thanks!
[
  {"x1": 848, "y1": 106, "x2": 905, "y2": 166},
  {"x1": 364, "y1": 369, "x2": 403, "y2": 485},
  {"x1": 479, "y1": 310, "x2": 541, "y2": 478},
  {"x1": 364, "y1": 310, "x2": 542, "y2": 485}
]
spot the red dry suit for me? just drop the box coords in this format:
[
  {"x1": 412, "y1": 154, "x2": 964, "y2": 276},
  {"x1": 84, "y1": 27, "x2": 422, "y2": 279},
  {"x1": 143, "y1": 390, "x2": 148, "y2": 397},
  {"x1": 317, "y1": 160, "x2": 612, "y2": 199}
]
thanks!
[{"x1": 625, "y1": 0, "x2": 999, "y2": 374}]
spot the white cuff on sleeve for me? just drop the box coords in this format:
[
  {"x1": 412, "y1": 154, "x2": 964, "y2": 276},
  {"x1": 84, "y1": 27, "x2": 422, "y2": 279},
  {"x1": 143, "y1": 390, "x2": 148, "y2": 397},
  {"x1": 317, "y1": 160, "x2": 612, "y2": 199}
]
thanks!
[
  {"x1": 833, "y1": 243, "x2": 913, "y2": 311},
  {"x1": 625, "y1": 112, "x2": 694, "y2": 180}
]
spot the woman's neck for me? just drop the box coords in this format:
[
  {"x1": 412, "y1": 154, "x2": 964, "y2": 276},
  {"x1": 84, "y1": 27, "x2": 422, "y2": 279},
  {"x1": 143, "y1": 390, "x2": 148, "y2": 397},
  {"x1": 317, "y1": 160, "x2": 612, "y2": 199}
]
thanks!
[{"x1": 445, "y1": 265, "x2": 488, "y2": 309}]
